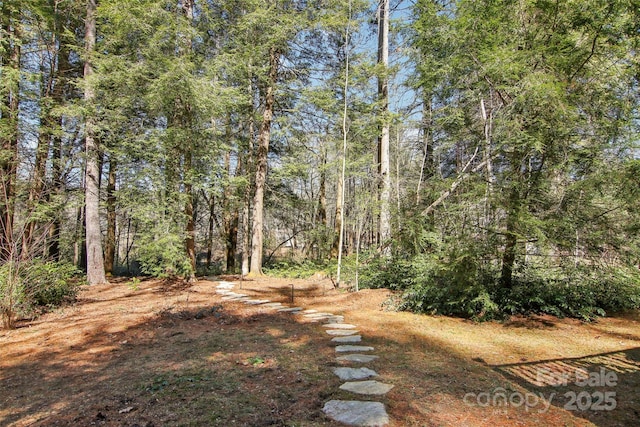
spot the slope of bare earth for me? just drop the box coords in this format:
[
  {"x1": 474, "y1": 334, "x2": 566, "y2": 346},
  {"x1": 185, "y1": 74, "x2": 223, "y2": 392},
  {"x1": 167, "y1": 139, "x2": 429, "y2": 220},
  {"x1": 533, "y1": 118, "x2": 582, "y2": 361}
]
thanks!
[{"x1": 1, "y1": 275, "x2": 639, "y2": 426}]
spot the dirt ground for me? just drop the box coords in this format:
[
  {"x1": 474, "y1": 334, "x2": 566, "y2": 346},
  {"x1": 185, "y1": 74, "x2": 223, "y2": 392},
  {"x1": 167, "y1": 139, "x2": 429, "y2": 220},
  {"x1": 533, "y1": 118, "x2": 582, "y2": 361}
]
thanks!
[{"x1": 1, "y1": 275, "x2": 639, "y2": 426}]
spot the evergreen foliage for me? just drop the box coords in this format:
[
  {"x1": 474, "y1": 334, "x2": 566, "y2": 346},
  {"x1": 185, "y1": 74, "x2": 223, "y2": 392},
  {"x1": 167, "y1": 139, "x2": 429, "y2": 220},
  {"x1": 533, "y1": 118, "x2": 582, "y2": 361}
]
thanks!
[{"x1": 1, "y1": 0, "x2": 639, "y2": 324}]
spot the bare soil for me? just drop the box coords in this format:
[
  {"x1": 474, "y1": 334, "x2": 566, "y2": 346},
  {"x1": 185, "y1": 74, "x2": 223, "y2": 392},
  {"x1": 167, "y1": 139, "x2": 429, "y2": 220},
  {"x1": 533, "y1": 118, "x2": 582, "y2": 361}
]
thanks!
[{"x1": 1, "y1": 275, "x2": 639, "y2": 426}]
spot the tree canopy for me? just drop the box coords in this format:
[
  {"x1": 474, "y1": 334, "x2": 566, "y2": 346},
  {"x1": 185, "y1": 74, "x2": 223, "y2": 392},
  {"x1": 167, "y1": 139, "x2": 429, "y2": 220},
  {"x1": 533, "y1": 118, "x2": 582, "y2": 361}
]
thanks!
[{"x1": 1, "y1": 0, "x2": 639, "y2": 325}]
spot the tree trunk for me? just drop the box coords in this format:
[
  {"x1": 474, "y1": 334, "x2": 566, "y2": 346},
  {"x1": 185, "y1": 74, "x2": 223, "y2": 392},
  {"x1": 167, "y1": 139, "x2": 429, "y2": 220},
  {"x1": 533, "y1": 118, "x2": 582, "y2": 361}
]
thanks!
[
  {"x1": 377, "y1": 0, "x2": 391, "y2": 252},
  {"x1": 249, "y1": 47, "x2": 279, "y2": 275},
  {"x1": 330, "y1": 172, "x2": 343, "y2": 259},
  {"x1": 0, "y1": 2, "x2": 20, "y2": 261},
  {"x1": 84, "y1": 0, "x2": 107, "y2": 285},
  {"x1": 222, "y1": 133, "x2": 238, "y2": 272},
  {"x1": 48, "y1": 132, "x2": 64, "y2": 261},
  {"x1": 184, "y1": 151, "x2": 196, "y2": 280},
  {"x1": 318, "y1": 147, "x2": 327, "y2": 226},
  {"x1": 416, "y1": 94, "x2": 434, "y2": 205},
  {"x1": 500, "y1": 187, "x2": 520, "y2": 289},
  {"x1": 206, "y1": 192, "x2": 215, "y2": 268},
  {"x1": 240, "y1": 82, "x2": 255, "y2": 277},
  {"x1": 46, "y1": 26, "x2": 73, "y2": 261},
  {"x1": 105, "y1": 158, "x2": 117, "y2": 275},
  {"x1": 22, "y1": 123, "x2": 49, "y2": 259}
]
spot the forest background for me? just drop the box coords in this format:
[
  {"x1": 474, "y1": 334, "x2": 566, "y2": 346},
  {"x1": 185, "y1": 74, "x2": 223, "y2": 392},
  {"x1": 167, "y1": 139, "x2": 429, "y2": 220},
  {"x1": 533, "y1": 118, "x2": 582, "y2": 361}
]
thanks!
[{"x1": 1, "y1": 0, "x2": 640, "y2": 328}]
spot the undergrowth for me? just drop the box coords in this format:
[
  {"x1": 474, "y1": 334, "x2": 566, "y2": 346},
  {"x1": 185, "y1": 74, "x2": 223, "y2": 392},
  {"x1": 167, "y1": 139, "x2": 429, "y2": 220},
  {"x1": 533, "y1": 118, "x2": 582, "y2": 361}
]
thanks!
[
  {"x1": 359, "y1": 254, "x2": 640, "y2": 321},
  {"x1": 0, "y1": 260, "x2": 82, "y2": 328},
  {"x1": 264, "y1": 259, "x2": 328, "y2": 279}
]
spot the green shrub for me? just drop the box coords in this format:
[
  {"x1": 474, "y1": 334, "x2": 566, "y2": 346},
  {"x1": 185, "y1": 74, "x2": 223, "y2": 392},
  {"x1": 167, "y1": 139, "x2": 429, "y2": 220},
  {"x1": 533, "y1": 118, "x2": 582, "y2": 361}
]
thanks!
[
  {"x1": 374, "y1": 249, "x2": 640, "y2": 321},
  {"x1": 137, "y1": 234, "x2": 194, "y2": 279},
  {"x1": 358, "y1": 256, "x2": 418, "y2": 291},
  {"x1": 264, "y1": 259, "x2": 327, "y2": 279},
  {"x1": 1, "y1": 260, "x2": 82, "y2": 328},
  {"x1": 24, "y1": 261, "x2": 83, "y2": 307}
]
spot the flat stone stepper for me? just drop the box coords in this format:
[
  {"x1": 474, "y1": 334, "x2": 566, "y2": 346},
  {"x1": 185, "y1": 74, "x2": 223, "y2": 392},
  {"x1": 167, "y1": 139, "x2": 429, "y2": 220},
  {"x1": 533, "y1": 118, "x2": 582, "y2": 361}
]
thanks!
[
  {"x1": 323, "y1": 400, "x2": 389, "y2": 426},
  {"x1": 336, "y1": 345, "x2": 374, "y2": 353},
  {"x1": 339, "y1": 380, "x2": 394, "y2": 395},
  {"x1": 332, "y1": 367, "x2": 378, "y2": 380},
  {"x1": 332, "y1": 335, "x2": 362, "y2": 343},
  {"x1": 337, "y1": 354, "x2": 379, "y2": 363},
  {"x1": 326, "y1": 329, "x2": 359, "y2": 336},
  {"x1": 323, "y1": 323, "x2": 357, "y2": 329}
]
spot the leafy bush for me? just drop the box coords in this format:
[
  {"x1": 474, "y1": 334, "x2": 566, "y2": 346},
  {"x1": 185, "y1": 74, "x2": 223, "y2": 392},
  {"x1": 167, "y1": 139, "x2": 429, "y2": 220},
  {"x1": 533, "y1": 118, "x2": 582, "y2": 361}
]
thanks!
[
  {"x1": 1, "y1": 260, "x2": 82, "y2": 328},
  {"x1": 363, "y1": 250, "x2": 640, "y2": 321},
  {"x1": 357, "y1": 256, "x2": 418, "y2": 291},
  {"x1": 500, "y1": 266, "x2": 640, "y2": 321},
  {"x1": 136, "y1": 233, "x2": 194, "y2": 279},
  {"x1": 24, "y1": 261, "x2": 83, "y2": 307},
  {"x1": 264, "y1": 259, "x2": 327, "y2": 279}
]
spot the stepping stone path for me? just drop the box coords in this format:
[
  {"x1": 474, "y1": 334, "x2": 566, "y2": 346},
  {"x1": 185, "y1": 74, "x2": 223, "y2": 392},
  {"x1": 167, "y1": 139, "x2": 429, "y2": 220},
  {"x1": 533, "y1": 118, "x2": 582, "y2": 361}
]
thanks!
[{"x1": 213, "y1": 279, "x2": 392, "y2": 426}]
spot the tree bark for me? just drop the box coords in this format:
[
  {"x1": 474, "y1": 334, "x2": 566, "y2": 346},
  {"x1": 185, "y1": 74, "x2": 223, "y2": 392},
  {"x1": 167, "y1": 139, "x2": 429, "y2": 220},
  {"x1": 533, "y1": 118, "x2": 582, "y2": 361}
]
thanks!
[
  {"x1": 47, "y1": 27, "x2": 73, "y2": 261},
  {"x1": 206, "y1": 192, "x2": 215, "y2": 268},
  {"x1": 500, "y1": 200, "x2": 519, "y2": 289},
  {"x1": 317, "y1": 147, "x2": 327, "y2": 226},
  {"x1": 249, "y1": 47, "x2": 279, "y2": 275},
  {"x1": 377, "y1": 0, "x2": 391, "y2": 252},
  {"x1": 105, "y1": 158, "x2": 117, "y2": 275},
  {"x1": 0, "y1": 2, "x2": 20, "y2": 261},
  {"x1": 222, "y1": 129, "x2": 238, "y2": 272},
  {"x1": 84, "y1": 0, "x2": 107, "y2": 285},
  {"x1": 184, "y1": 150, "x2": 196, "y2": 280},
  {"x1": 240, "y1": 78, "x2": 255, "y2": 277},
  {"x1": 416, "y1": 94, "x2": 434, "y2": 205},
  {"x1": 330, "y1": 172, "x2": 343, "y2": 259}
]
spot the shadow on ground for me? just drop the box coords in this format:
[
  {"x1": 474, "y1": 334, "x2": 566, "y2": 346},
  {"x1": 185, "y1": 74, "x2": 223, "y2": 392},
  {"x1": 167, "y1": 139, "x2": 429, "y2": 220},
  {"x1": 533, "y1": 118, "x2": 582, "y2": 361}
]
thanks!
[
  {"x1": 0, "y1": 291, "x2": 343, "y2": 426},
  {"x1": 488, "y1": 348, "x2": 640, "y2": 426}
]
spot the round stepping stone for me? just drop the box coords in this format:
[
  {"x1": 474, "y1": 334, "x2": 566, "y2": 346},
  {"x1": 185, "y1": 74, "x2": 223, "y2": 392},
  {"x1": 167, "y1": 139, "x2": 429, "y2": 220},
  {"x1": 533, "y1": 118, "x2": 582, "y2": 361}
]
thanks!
[
  {"x1": 332, "y1": 367, "x2": 378, "y2": 380},
  {"x1": 323, "y1": 323, "x2": 356, "y2": 329},
  {"x1": 326, "y1": 329, "x2": 359, "y2": 336},
  {"x1": 304, "y1": 312, "x2": 333, "y2": 318},
  {"x1": 337, "y1": 354, "x2": 379, "y2": 363},
  {"x1": 278, "y1": 307, "x2": 303, "y2": 312},
  {"x1": 322, "y1": 400, "x2": 389, "y2": 426},
  {"x1": 336, "y1": 345, "x2": 374, "y2": 353},
  {"x1": 326, "y1": 316, "x2": 345, "y2": 323},
  {"x1": 244, "y1": 299, "x2": 270, "y2": 305},
  {"x1": 332, "y1": 335, "x2": 362, "y2": 343},
  {"x1": 339, "y1": 380, "x2": 394, "y2": 395},
  {"x1": 302, "y1": 309, "x2": 318, "y2": 314},
  {"x1": 217, "y1": 282, "x2": 235, "y2": 289},
  {"x1": 216, "y1": 289, "x2": 232, "y2": 294}
]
